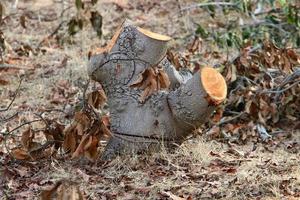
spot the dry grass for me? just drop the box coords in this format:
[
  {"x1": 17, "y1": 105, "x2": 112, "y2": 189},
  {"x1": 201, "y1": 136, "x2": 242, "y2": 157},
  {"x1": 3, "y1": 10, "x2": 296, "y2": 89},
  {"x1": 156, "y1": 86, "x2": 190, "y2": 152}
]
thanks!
[{"x1": 0, "y1": 0, "x2": 299, "y2": 199}]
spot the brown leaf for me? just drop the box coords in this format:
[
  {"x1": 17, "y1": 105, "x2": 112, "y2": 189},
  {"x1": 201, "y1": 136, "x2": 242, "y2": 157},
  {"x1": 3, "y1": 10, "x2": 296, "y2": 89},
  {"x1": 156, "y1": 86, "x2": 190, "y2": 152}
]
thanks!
[
  {"x1": 187, "y1": 37, "x2": 202, "y2": 54},
  {"x1": 40, "y1": 181, "x2": 63, "y2": 200},
  {"x1": 84, "y1": 135, "x2": 100, "y2": 161},
  {"x1": 63, "y1": 124, "x2": 78, "y2": 153},
  {"x1": 74, "y1": 112, "x2": 91, "y2": 130},
  {"x1": 222, "y1": 167, "x2": 237, "y2": 174},
  {"x1": 130, "y1": 67, "x2": 170, "y2": 102},
  {"x1": 87, "y1": 89, "x2": 107, "y2": 109},
  {"x1": 211, "y1": 107, "x2": 223, "y2": 123},
  {"x1": 21, "y1": 127, "x2": 34, "y2": 150},
  {"x1": 101, "y1": 115, "x2": 110, "y2": 127},
  {"x1": 43, "y1": 120, "x2": 64, "y2": 145},
  {"x1": 11, "y1": 148, "x2": 30, "y2": 160},
  {"x1": 20, "y1": 15, "x2": 26, "y2": 28},
  {"x1": 157, "y1": 68, "x2": 170, "y2": 88},
  {"x1": 71, "y1": 134, "x2": 90, "y2": 159},
  {"x1": 0, "y1": 77, "x2": 9, "y2": 85},
  {"x1": 41, "y1": 180, "x2": 85, "y2": 200},
  {"x1": 167, "y1": 50, "x2": 183, "y2": 70},
  {"x1": 100, "y1": 121, "x2": 112, "y2": 138}
]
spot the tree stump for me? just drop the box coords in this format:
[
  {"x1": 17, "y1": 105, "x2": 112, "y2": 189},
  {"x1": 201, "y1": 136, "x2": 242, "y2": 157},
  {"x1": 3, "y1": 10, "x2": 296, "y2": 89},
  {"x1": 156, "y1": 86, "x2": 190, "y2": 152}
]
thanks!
[{"x1": 88, "y1": 20, "x2": 227, "y2": 159}]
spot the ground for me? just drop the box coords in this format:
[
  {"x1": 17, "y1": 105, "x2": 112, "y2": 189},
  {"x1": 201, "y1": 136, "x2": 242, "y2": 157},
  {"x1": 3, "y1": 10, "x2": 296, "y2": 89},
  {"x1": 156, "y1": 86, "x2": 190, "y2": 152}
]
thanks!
[{"x1": 0, "y1": 0, "x2": 299, "y2": 199}]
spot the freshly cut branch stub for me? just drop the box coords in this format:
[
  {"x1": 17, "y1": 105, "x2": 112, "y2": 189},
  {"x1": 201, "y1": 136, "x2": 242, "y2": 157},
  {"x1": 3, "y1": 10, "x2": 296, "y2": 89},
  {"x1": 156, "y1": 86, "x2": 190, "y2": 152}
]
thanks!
[{"x1": 201, "y1": 67, "x2": 227, "y2": 105}]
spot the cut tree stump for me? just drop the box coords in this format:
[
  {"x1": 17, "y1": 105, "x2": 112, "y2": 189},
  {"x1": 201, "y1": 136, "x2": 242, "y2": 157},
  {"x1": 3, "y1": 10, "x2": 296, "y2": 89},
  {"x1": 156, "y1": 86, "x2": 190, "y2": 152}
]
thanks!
[{"x1": 88, "y1": 20, "x2": 227, "y2": 159}]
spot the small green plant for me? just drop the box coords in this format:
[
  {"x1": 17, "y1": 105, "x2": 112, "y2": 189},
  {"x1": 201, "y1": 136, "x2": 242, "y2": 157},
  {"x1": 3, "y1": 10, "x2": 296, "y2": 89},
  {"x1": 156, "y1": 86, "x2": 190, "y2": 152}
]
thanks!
[
  {"x1": 68, "y1": 0, "x2": 102, "y2": 38},
  {"x1": 194, "y1": 0, "x2": 299, "y2": 49}
]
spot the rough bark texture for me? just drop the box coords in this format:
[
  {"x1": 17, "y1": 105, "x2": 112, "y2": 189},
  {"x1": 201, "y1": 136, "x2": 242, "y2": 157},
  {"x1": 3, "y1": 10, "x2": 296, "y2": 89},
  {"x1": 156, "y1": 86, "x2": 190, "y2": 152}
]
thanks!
[{"x1": 87, "y1": 20, "x2": 227, "y2": 159}]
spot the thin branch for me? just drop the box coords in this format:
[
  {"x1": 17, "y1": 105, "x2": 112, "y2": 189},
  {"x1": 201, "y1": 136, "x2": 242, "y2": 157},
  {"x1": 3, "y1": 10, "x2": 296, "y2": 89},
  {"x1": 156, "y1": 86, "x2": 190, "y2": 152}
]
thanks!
[
  {"x1": 34, "y1": 113, "x2": 50, "y2": 129},
  {"x1": 254, "y1": 8, "x2": 282, "y2": 16},
  {"x1": 0, "y1": 64, "x2": 28, "y2": 69},
  {"x1": 216, "y1": 112, "x2": 245, "y2": 126},
  {"x1": 29, "y1": 140, "x2": 61, "y2": 155},
  {"x1": 0, "y1": 79, "x2": 22, "y2": 112},
  {"x1": 0, "y1": 112, "x2": 19, "y2": 123},
  {"x1": 82, "y1": 79, "x2": 90, "y2": 108},
  {"x1": 37, "y1": 20, "x2": 67, "y2": 48},
  {"x1": 3, "y1": 119, "x2": 42, "y2": 136},
  {"x1": 181, "y1": 2, "x2": 238, "y2": 12},
  {"x1": 41, "y1": 108, "x2": 66, "y2": 114},
  {"x1": 229, "y1": 44, "x2": 262, "y2": 64},
  {"x1": 260, "y1": 80, "x2": 300, "y2": 94},
  {"x1": 2, "y1": 118, "x2": 43, "y2": 158}
]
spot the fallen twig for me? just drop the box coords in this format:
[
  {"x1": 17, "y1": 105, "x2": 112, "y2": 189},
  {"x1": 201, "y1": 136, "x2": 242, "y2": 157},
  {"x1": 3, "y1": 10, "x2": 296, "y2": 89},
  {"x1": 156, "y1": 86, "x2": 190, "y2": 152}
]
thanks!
[
  {"x1": 82, "y1": 79, "x2": 90, "y2": 108},
  {"x1": 37, "y1": 20, "x2": 67, "y2": 48},
  {"x1": 229, "y1": 44, "x2": 262, "y2": 64},
  {"x1": 216, "y1": 112, "x2": 245, "y2": 126},
  {"x1": 29, "y1": 140, "x2": 60, "y2": 155},
  {"x1": 260, "y1": 80, "x2": 300, "y2": 94},
  {"x1": 0, "y1": 112, "x2": 19, "y2": 123},
  {"x1": 0, "y1": 79, "x2": 22, "y2": 112},
  {"x1": 181, "y1": 2, "x2": 238, "y2": 12},
  {"x1": 3, "y1": 119, "x2": 42, "y2": 136}
]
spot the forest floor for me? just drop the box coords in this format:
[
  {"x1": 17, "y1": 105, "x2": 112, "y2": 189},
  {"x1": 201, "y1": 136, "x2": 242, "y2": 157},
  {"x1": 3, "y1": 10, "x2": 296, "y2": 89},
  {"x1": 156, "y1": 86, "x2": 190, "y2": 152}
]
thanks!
[{"x1": 0, "y1": 0, "x2": 299, "y2": 199}]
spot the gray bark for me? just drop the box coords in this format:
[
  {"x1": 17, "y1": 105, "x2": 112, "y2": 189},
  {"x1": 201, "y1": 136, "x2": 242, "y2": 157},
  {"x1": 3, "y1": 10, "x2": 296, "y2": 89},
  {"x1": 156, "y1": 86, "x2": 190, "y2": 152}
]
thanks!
[{"x1": 87, "y1": 20, "x2": 227, "y2": 159}]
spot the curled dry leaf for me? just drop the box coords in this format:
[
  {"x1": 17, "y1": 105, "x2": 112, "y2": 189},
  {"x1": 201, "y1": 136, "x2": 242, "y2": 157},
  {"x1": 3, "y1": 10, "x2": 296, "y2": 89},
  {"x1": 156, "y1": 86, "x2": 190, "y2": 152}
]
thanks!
[
  {"x1": 11, "y1": 127, "x2": 55, "y2": 160},
  {"x1": 63, "y1": 111, "x2": 91, "y2": 153},
  {"x1": 43, "y1": 120, "x2": 65, "y2": 151},
  {"x1": 21, "y1": 126, "x2": 34, "y2": 150},
  {"x1": 167, "y1": 50, "x2": 183, "y2": 70},
  {"x1": 63, "y1": 126, "x2": 78, "y2": 153},
  {"x1": 187, "y1": 37, "x2": 202, "y2": 54},
  {"x1": 71, "y1": 134, "x2": 91, "y2": 159},
  {"x1": 63, "y1": 110, "x2": 111, "y2": 161},
  {"x1": 130, "y1": 66, "x2": 170, "y2": 102},
  {"x1": 11, "y1": 148, "x2": 30, "y2": 160},
  {"x1": 87, "y1": 89, "x2": 107, "y2": 109}
]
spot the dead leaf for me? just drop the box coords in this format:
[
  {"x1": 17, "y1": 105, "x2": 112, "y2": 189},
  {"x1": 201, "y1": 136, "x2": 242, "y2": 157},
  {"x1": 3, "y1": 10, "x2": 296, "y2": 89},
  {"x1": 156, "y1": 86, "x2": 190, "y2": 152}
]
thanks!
[
  {"x1": 167, "y1": 50, "x2": 183, "y2": 70},
  {"x1": 20, "y1": 15, "x2": 26, "y2": 28},
  {"x1": 71, "y1": 134, "x2": 90, "y2": 159},
  {"x1": 130, "y1": 67, "x2": 170, "y2": 102},
  {"x1": 187, "y1": 37, "x2": 202, "y2": 54},
  {"x1": 40, "y1": 181, "x2": 63, "y2": 200},
  {"x1": 87, "y1": 89, "x2": 107, "y2": 109},
  {"x1": 11, "y1": 148, "x2": 30, "y2": 160},
  {"x1": 0, "y1": 77, "x2": 9, "y2": 85},
  {"x1": 21, "y1": 127, "x2": 34, "y2": 150},
  {"x1": 63, "y1": 124, "x2": 78, "y2": 153},
  {"x1": 83, "y1": 135, "x2": 100, "y2": 161}
]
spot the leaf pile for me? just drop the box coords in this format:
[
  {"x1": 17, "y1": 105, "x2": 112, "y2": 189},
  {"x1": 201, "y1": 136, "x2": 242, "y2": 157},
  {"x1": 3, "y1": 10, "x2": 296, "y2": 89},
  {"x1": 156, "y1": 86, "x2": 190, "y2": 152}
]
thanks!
[
  {"x1": 212, "y1": 40, "x2": 300, "y2": 142},
  {"x1": 7, "y1": 87, "x2": 110, "y2": 162},
  {"x1": 63, "y1": 108, "x2": 111, "y2": 161},
  {"x1": 11, "y1": 121, "x2": 64, "y2": 161}
]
